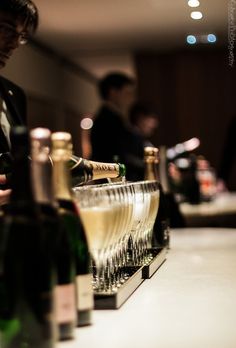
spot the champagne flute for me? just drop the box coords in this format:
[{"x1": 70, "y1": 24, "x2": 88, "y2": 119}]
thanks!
[{"x1": 73, "y1": 185, "x2": 121, "y2": 292}]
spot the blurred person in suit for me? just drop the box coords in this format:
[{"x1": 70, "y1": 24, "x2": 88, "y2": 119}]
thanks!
[
  {"x1": 91, "y1": 73, "x2": 185, "y2": 226},
  {"x1": 0, "y1": 0, "x2": 39, "y2": 205},
  {"x1": 91, "y1": 72, "x2": 146, "y2": 181},
  {"x1": 129, "y1": 101, "x2": 159, "y2": 146},
  {"x1": 129, "y1": 102, "x2": 185, "y2": 227}
]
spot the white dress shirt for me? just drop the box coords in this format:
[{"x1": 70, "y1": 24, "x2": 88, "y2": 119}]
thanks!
[{"x1": 0, "y1": 96, "x2": 11, "y2": 148}]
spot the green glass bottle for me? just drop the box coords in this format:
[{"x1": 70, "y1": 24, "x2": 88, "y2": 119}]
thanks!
[
  {"x1": 30, "y1": 127, "x2": 66, "y2": 342},
  {"x1": 68, "y1": 155, "x2": 126, "y2": 187},
  {"x1": 144, "y1": 146, "x2": 170, "y2": 249},
  {"x1": 0, "y1": 126, "x2": 56, "y2": 348},
  {"x1": 0, "y1": 152, "x2": 126, "y2": 189},
  {"x1": 51, "y1": 132, "x2": 93, "y2": 329}
]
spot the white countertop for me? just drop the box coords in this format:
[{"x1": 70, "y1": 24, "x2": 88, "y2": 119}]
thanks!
[
  {"x1": 59, "y1": 228, "x2": 236, "y2": 348},
  {"x1": 180, "y1": 192, "x2": 236, "y2": 217}
]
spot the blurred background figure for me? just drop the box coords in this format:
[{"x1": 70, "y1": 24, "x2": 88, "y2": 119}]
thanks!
[
  {"x1": 129, "y1": 102, "x2": 159, "y2": 147},
  {"x1": 218, "y1": 114, "x2": 236, "y2": 191},
  {"x1": 90, "y1": 71, "x2": 145, "y2": 181}
]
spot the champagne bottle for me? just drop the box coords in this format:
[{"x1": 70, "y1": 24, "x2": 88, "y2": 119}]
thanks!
[
  {"x1": 153, "y1": 146, "x2": 186, "y2": 230},
  {"x1": 0, "y1": 126, "x2": 55, "y2": 348},
  {"x1": 51, "y1": 132, "x2": 93, "y2": 328},
  {"x1": 30, "y1": 127, "x2": 67, "y2": 341},
  {"x1": 68, "y1": 155, "x2": 126, "y2": 187},
  {"x1": 144, "y1": 146, "x2": 170, "y2": 249},
  {"x1": 1, "y1": 152, "x2": 126, "y2": 189},
  {"x1": 173, "y1": 154, "x2": 201, "y2": 204},
  {"x1": 49, "y1": 132, "x2": 77, "y2": 340},
  {"x1": 144, "y1": 146, "x2": 159, "y2": 181}
]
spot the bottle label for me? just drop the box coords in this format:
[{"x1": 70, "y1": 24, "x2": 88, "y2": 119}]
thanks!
[
  {"x1": 86, "y1": 159, "x2": 120, "y2": 179},
  {"x1": 54, "y1": 283, "x2": 76, "y2": 324},
  {"x1": 76, "y1": 274, "x2": 94, "y2": 311},
  {"x1": 87, "y1": 160, "x2": 118, "y2": 173}
]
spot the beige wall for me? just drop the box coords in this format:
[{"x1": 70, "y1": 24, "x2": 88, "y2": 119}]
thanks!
[
  {"x1": 1, "y1": 44, "x2": 100, "y2": 154},
  {"x1": 1, "y1": 44, "x2": 99, "y2": 112}
]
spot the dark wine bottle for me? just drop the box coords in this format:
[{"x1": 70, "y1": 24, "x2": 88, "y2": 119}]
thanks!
[
  {"x1": 51, "y1": 132, "x2": 93, "y2": 328},
  {"x1": 68, "y1": 155, "x2": 126, "y2": 187},
  {"x1": 144, "y1": 146, "x2": 170, "y2": 248},
  {"x1": 173, "y1": 154, "x2": 201, "y2": 204},
  {"x1": 156, "y1": 146, "x2": 186, "y2": 230},
  {"x1": 0, "y1": 126, "x2": 56, "y2": 348}
]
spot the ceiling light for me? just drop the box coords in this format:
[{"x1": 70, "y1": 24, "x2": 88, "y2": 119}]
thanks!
[
  {"x1": 190, "y1": 11, "x2": 203, "y2": 20},
  {"x1": 207, "y1": 34, "x2": 217, "y2": 43},
  {"x1": 188, "y1": 0, "x2": 200, "y2": 7},
  {"x1": 186, "y1": 35, "x2": 197, "y2": 44}
]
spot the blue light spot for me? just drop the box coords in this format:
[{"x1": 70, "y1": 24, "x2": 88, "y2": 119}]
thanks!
[
  {"x1": 187, "y1": 35, "x2": 197, "y2": 44},
  {"x1": 207, "y1": 34, "x2": 217, "y2": 43}
]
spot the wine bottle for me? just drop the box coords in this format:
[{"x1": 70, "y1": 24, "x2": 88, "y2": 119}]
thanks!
[
  {"x1": 1, "y1": 152, "x2": 126, "y2": 189},
  {"x1": 68, "y1": 155, "x2": 126, "y2": 187},
  {"x1": 144, "y1": 146, "x2": 159, "y2": 181},
  {"x1": 0, "y1": 126, "x2": 56, "y2": 348},
  {"x1": 173, "y1": 154, "x2": 201, "y2": 204},
  {"x1": 153, "y1": 146, "x2": 186, "y2": 230},
  {"x1": 30, "y1": 127, "x2": 69, "y2": 341},
  {"x1": 144, "y1": 146, "x2": 170, "y2": 249},
  {"x1": 51, "y1": 132, "x2": 93, "y2": 328}
]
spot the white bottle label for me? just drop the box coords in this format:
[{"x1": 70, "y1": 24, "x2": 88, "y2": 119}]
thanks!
[
  {"x1": 54, "y1": 283, "x2": 76, "y2": 324},
  {"x1": 76, "y1": 274, "x2": 94, "y2": 311}
]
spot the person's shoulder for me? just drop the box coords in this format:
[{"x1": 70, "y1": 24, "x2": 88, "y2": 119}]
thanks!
[
  {"x1": 0, "y1": 76, "x2": 25, "y2": 96},
  {"x1": 94, "y1": 104, "x2": 122, "y2": 126},
  {"x1": 95, "y1": 104, "x2": 118, "y2": 118}
]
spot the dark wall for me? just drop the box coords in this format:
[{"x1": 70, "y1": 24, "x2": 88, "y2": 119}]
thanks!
[{"x1": 135, "y1": 48, "x2": 236, "y2": 189}]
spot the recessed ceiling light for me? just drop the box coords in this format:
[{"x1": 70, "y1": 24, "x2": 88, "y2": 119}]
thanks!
[
  {"x1": 186, "y1": 35, "x2": 197, "y2": 44},
  {"x1": 191, "y1": 11, "x2": 203, "y2": 20},
  {"x1": 188, "y1": 0, "x2": 200, "y2": 7},
  {"x1": 207, "y1": 34, "x2": 217, "y2": 43}
]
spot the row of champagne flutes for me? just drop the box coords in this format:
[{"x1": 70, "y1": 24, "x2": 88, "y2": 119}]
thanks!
[{"x1": 73, "y1": 180, "x2": 160, "y2": 293}]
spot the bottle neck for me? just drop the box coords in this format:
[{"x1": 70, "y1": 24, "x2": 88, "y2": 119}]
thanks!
[
  {"x1": 87, "y1": 159, "x2": 122, "y2": 180},
  {"x1": 144, "y1": 161, "x2": 158, "y2": 181},
  {"x1": 31, "y1": 159, "x2": 57, "y2": 206},
  {"x1": 70, "y1": 155, "x2": 124, "y2": 183},
  {"x1": 11, "y1": 156, "x2": 35, "y2": 205},
  {"x1": 158, "y1": 146, "x2": 170, "y2": 193},
  {"x1": 53, "y1": 159, "x2": 72, "y2": 201}
]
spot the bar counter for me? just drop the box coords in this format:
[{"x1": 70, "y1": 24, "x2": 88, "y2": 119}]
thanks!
[
  {"x1": 59, "y1": 228, "x2": 236, "y2": 348},
  {"x1": 179, "y1": 192, "x2": 236, "y2": 227}
]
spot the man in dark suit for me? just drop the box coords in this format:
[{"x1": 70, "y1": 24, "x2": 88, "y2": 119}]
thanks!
[
  {"x1": 0, "y1": 0, "x2": 38, "y2": 205},
  {"x1": 91, "y1": 72, "x2": 146, "y2": 181}
]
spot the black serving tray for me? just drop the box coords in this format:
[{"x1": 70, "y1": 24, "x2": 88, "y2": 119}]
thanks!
[
  {"x1": 142, "y1": 247, "x2": 167, "y2": 279},
  {"x1": 94, "y1": 266, "x2": 144, "y2": 310}
]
